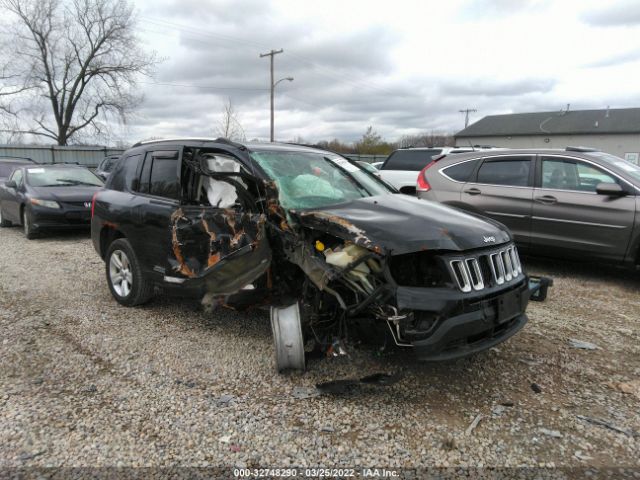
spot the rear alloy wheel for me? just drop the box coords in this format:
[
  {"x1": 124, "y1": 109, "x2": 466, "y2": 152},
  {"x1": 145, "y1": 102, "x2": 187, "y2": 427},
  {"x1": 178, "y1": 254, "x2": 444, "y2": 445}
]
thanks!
[
  {"x1": 0, "y1": 205, "x2": 11, "y2": 227},
  {"x1": 105, "y1": 238, "x2": 153, "y2": 306},
  {"x1": 22, "y1": 208, "x2": 36, "y2": 239}
]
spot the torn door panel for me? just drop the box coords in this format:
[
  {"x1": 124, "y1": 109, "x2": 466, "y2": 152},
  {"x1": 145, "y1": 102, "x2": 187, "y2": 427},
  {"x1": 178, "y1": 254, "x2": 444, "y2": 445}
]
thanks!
[{"x1": 169, "y1": 207, "x2": 271, "y2": 294}]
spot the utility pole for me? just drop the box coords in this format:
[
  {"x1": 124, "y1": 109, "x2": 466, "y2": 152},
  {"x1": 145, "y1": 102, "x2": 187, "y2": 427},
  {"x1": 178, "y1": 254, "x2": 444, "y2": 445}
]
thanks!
[
  {"x1": 260, "y1": 48, "x2": 284, "y2": 142},
  {"x1": 459, "y1": 108, "x2": 477, "y2": 128}
]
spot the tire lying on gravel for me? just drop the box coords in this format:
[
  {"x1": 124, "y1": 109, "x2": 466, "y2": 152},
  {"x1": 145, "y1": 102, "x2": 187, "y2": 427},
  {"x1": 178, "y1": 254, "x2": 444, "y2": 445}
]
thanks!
[{"x1": 105, "y1": 238, "x2": 153, "y2": 306}]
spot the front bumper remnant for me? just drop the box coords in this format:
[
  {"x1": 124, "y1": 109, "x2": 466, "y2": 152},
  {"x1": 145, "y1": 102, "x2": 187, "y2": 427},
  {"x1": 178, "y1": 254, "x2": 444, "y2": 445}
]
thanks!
[{"x1": 396, "y1": 276, "x2": 553, "y2": 361}]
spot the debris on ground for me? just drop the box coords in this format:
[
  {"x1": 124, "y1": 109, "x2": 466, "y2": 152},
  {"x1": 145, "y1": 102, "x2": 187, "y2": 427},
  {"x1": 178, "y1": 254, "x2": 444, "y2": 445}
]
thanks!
[
  {"x1": 219, "y1": 435, "x2": 232, "y2": 444},
  {"x1": 574, "y1": 451, "x2": 594, "y2": 461},
  {"x1": 215, "y1": 394, "x2": 235, "y2": 407},
  {"x1": 292, "y1": 386, "x2": 321, "y2": 399},
  {"x1": 531, "y1": 383, "x2": 543, "y2": 394},
  {"x1": 576, "y1": 415, "x2": 638, "y2": 437},
  {"x1": 491, "y1": 405, "x2": 507, "y2": 417},
  {"x1": 608, "y1": 381, "x2": 640, "y2": 399},
  {"x1": 315, "y1": 372, "x2": 401, "y2": 395},
  {"x1": 465, "y1": 414, "x2": 483, "y2": 436},
  {"x1": 519, "y1": 357, "x2": 542, "y2": 366},
  {"x1": 539, "y1": 428, "x2": 563, "y2": 438},
  {"x1": 568, "y1": 339, "x2": 600, "y2": 350}
]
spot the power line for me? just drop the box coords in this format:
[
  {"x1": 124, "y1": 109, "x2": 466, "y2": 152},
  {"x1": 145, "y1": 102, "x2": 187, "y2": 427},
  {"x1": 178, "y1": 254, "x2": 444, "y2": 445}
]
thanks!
[
  {"x1": 138, "y1": 80, "x2": 268, "y2": 92},
  {"x1": 140, "y1": 16, "x2": 398, "y2": 97}
]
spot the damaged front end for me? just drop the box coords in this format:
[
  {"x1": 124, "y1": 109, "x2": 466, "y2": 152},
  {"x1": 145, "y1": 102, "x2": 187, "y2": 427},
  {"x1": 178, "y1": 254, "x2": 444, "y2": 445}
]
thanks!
[
  {"x1": 272, "y1": 195, "x2": 552, "y2": 370},
  {"x1": 168, "y1": 146, "x2": 550, "y2": 372}
]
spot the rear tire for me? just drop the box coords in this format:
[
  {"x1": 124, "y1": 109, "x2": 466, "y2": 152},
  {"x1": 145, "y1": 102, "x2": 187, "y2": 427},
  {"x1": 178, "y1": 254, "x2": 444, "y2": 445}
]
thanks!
[
  {"x1": 0, "y1": 204, "x2": 11, "y2": 227},
  {"x1": 105, "y1": 238, "x2": 153, "y2": 306},
  {"x1": 22, "y1": 207, "x2": 37, "y2": 239}
]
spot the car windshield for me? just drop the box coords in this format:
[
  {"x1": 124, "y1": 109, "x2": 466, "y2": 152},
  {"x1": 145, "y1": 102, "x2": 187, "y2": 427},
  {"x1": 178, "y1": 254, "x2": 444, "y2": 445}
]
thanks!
[
  {"x1": 26, "y1": 167, "x2": 104, "y2": 187},
  {"x1": 588, "y1": 152, "x2": 640, "y2": 182},
  {"x1": 250, "y1": 151, "x2": 392, "y2": 209}
]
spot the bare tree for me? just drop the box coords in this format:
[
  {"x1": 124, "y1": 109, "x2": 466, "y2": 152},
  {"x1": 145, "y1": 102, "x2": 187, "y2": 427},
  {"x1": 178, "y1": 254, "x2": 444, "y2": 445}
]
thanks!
[
  {"x1": 0, "y1": 0, "x2": 158, "y2": 145},
  {"x1": 214, "y1": 98, "x2": 245, "y2": 141},
  {"x1": 397, "y1": 132, "x2": 455, "y2": 148}
]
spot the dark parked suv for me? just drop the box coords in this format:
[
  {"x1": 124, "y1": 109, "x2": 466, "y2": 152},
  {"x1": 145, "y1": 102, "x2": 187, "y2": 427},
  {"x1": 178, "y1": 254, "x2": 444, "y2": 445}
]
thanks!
[
  {"x1": 91, "y1": 138, "x2": 549, "y2": 371},
  {"x1": 417, "y1": 147, "x2": 640, "y2": 266}
]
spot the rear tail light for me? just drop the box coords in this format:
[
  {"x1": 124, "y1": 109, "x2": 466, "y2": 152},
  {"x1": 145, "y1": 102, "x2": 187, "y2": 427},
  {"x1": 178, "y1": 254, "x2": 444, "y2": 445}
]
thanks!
[
  {"x1": 91, "y1": 192, "x2": 98, "y2": 218},
  {"x1": 416, "y1": 161, "x2": 436, "y2": 192}
]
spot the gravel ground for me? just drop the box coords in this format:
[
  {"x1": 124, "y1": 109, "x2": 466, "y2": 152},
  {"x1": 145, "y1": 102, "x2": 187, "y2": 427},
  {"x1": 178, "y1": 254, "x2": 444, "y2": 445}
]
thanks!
[{"x1": 1, "y1": 226, "x2": 639, "y2": 472}]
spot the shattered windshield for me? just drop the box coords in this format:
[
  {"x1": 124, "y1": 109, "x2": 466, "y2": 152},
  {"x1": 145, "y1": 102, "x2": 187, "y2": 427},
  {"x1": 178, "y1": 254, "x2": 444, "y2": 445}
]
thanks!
[{"x1": 250, "y1": 151, "x2": 392, "y2": 209}]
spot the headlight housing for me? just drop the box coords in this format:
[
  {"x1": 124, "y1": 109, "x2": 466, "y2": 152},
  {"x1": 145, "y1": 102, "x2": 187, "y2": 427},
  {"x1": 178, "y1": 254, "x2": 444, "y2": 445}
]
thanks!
[{"x1": 30, "y1": 198, "x2": 61, "y2": 209}]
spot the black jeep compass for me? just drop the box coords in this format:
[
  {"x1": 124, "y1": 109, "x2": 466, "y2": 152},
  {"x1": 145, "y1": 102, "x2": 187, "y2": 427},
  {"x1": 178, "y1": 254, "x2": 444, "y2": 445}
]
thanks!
[{"x1": 91, "y1": 138, "x2": 550, "y2": 371}]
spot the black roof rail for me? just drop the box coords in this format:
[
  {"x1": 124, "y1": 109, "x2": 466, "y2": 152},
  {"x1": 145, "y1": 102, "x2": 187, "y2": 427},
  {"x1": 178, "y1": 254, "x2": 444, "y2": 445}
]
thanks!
[
  {"x1": 132, "y1": 137, "x2": 247, "y2": 150},
  {"x1": 565, "y1": 146, "x2": 598, "y2": 152}
]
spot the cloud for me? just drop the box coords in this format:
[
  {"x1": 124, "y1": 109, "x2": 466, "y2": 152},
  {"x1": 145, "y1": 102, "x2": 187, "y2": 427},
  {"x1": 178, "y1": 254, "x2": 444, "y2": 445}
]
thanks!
[
  {"x1": 580, "y1": 1, "x2": 640, "y2": 27},
  {"x1": 439, "y1": 78, "x2": 556, "y2": 97},
  {"x1": 584, "y1": 48, "x2": 640, "y2": 68},
  {"x1": 118, "y1": 0, "x2": 640, "y2": 146}
]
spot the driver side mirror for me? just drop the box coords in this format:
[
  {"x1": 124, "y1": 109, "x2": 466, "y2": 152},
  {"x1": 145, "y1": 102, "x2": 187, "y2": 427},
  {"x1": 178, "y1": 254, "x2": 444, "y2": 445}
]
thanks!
[
  {"x1": 5, "y1": 180, "x2": 17, "y2": 189},
  {"x1": 596, "y1": 182, "x2": 626, "y2": 196}
]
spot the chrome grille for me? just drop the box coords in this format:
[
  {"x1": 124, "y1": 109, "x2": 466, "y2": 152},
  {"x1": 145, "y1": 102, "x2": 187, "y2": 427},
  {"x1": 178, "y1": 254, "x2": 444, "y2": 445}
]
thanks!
[{"x1": 449, "y1": 244, "x2": 522, "y2": 293}]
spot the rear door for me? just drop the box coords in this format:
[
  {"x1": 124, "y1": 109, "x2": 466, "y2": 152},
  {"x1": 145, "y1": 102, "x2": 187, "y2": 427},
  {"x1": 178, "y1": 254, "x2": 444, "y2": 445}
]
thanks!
[
  {"x1": 530, "y1": 155, "x2": 636, "y2": 261},
  {"x1": 462, "y1": 155, "x2": 534, "y2": 246},
  {"x1": 134, "y1": 149, "x2": 182, "y2": 278},
  {"x1": 432, "y1": 157, "x2": 482, "y2": 204}
]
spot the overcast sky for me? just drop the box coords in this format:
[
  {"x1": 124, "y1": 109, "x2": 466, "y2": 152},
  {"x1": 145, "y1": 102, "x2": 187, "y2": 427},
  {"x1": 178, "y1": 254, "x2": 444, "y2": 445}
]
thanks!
[{"x1": 122, "y1": 0, "x2": 640, "y2": 144}]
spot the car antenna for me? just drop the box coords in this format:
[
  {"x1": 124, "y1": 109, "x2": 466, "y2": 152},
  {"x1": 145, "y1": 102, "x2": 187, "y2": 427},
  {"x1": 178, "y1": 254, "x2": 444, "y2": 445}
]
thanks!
[{"x1": 466, "y1": 140, "x2": 476, "y2": 151}]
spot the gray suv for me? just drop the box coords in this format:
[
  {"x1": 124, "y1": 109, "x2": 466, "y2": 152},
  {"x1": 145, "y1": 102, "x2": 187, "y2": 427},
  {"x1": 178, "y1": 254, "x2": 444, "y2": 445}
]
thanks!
[{"x1": 417, "y1": 147, "x2": 640, "y2": 266}]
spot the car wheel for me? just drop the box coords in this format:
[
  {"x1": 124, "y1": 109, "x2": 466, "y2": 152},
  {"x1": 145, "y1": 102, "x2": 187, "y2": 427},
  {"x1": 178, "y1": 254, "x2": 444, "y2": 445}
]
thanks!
[
  {"x1": 270, "y1": 302, "x2": 306, "y2": 372},
  {"x1": 0, "y1": 204, "x2": 11, "y2": 227},
  {"x1": 105, "y1": 238, "x2": 153, "y2": 307},
  {"x1": 22, "y1": 207, "x2": 37, "y2": 239}
]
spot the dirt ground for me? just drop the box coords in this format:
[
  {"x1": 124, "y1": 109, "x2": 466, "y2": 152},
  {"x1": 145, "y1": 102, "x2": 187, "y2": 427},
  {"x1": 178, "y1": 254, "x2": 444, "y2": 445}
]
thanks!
[{"x1": 0, "y1": 226, "x2": 638, "y2": 474}]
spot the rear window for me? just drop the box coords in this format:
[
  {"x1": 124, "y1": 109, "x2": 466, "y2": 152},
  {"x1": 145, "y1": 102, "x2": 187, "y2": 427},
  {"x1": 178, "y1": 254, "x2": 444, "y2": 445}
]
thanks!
[
  {"x1": 101, "y1": 156, "x2": 120, "y2": 172},
  {"x1": 442, "y1": 159, "x2": 480, "y2": 182},
  {"x1": 108, "y1": 154, "x2": 142, "y2": 191},
  {"x1": 381, "y1": 149, "x2": 442, "y2": 171},
  {"x1": 476, "y1": 157, "x2": 531, "y2": 187}
]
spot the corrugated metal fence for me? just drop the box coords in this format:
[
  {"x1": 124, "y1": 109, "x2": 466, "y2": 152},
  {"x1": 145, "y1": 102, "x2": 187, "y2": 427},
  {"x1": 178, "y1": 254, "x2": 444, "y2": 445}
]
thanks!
[
  {"x1": 0, "y1": 145, "x2": 387, "y2": 167},
  {"x1": 0, "y1": 145, "x2": 125, "y2": 167}
]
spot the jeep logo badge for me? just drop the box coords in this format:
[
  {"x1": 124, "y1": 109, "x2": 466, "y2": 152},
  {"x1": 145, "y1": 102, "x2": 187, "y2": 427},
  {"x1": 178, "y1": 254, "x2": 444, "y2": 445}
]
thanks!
[
  {"x1": 483, "y1": 236, "x2": 496, "y2": 243},
  {"x1": 84, "y1": 202, "x2": 91, "y2": 208}
]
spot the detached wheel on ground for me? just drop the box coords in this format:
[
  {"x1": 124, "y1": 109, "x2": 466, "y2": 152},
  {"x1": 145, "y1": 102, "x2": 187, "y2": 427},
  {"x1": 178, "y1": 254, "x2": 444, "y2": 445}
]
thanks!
[
  {"x1": 0, "y1": 205, "x2": 11, "y2": 227},
  {"x1": 105, "y1": 238, "x2": 153, "y2": 307},
  {"x1": 22, "y1": 207, "x2": 37, "y2": 239},
  {"x1": 270, "y1": 302, "x2": 306, "y2": 372}
]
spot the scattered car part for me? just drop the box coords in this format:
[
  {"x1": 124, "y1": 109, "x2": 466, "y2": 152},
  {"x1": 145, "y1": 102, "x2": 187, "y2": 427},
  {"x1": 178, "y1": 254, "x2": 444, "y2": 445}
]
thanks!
[{"x1": 270, "y1": 302, "x2": 306, "y2": 372}]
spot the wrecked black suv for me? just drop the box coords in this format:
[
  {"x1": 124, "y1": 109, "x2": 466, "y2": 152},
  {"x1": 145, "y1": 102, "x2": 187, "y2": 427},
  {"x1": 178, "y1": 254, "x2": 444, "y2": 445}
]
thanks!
[{"x1": 91, "y1": 138, "x2": 549, "y2": 370}]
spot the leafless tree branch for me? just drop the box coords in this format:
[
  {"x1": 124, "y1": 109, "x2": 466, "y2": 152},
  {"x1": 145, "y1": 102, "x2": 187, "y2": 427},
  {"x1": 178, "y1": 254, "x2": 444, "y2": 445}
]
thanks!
[{"x1": 0, "y1": 0, "x2": 159, "y2": 145}]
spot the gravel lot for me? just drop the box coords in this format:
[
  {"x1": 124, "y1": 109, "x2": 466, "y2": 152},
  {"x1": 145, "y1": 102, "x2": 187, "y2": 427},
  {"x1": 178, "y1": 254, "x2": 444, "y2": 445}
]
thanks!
[{"x1": 1, "y1": 226, "x2": 639, "y2": 472}]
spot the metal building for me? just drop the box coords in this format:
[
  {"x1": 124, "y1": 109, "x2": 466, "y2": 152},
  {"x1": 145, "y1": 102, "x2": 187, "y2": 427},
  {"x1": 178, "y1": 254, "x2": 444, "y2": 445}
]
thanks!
[{"x1": 455, "y1": 107, "x2": 640, "y2": 164}]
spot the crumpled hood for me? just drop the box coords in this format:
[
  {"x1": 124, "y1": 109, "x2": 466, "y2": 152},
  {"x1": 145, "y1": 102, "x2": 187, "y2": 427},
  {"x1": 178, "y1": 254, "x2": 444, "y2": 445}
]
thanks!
[
  {"x1": 291, "y1": 194, "x2": 511, "y2": 255},
  {"x1": 30, "y1": 186, "x2": 101, "y2": 203}
]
